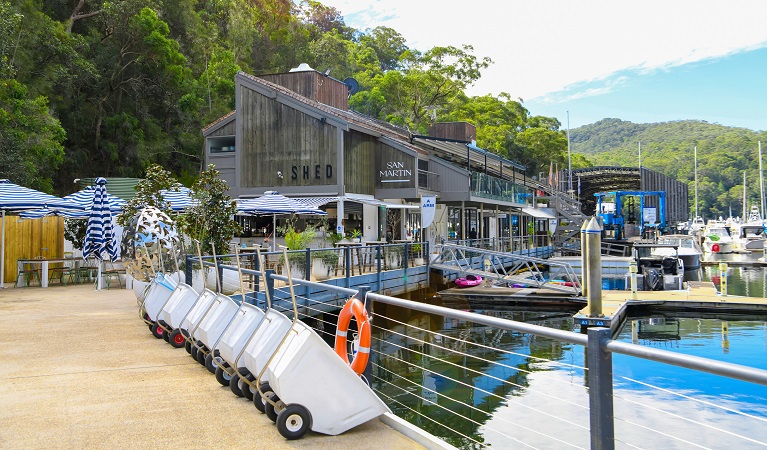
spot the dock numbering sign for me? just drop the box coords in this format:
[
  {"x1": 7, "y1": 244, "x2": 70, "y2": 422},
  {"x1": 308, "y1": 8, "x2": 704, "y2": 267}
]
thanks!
[{"x1": 422, "y1": 196, "x2": 436, "y2": 228}]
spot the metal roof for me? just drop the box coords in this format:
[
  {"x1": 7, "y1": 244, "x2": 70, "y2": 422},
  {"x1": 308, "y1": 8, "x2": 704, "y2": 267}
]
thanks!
[
  {"x1": 77, "y1": 178, "x2": 141, "y2": 201},
  {"x1": 411, "y1": 137, "x2": 525, "y2": 180}
]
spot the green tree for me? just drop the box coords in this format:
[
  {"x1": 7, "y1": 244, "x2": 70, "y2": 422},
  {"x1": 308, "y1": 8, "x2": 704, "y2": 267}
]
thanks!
[
  {"x1": 117, "y1": 163, "x2": 182, "y2": 226},
  {"x1": 176, "y1": 164, "x2": 241, "y2": 255}
]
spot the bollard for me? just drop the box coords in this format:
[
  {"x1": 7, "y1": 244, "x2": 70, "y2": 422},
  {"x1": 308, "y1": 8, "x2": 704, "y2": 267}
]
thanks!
[
  {"x1": 629, "y1": 260, "x2": 638, "y2": 300},
  {"x1": 719, "y1": 262, "x2": 728, "y2": 296},
  {"x1": 580, "y1": 220, "x2": 590, "y2": 298},
  {"x1": 722, "y1": 321, "x2": 730, "y2": 353},
  {"x1": 586, "y1": 217, "x2": 603, "y2": 317}
]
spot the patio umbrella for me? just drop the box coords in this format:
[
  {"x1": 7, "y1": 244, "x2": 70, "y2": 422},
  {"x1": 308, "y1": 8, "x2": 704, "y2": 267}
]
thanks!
[
  {"x1": 82, "y1": 178, "x2": 118, "y2": 290},
  {"x1": 236, "y1": 192, "x2": 326, "y2": 251},
  {"x1": 159, "y1": 187, "x2": 197, "y2": 212},
  {"x1": 20, "y1": 185, "x2": 126, "y2": 219},
  {"x1": 0, "y1": 179, "x2": 85, "y2": 288}
]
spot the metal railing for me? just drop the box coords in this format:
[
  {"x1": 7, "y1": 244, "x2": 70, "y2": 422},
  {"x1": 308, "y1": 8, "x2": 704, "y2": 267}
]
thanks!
[
  {"x1": 193, "y1": 256, "x2": 767, "y2": 449},
  {"x1": 418, "y1": 169, "x2": 441, "y2": 191},
  {"x1": 470, "y1": 172, "x2": 528, "y2": 204}
]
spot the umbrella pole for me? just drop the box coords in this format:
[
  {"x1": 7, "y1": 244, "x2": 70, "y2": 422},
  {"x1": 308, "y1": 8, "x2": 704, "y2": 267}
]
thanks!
[
  {"x1": 0, "y1": 210, "x2": 4, "y2": 289},
  {"x1": 97, "y1": 260, "x2": 103, "y2": 290},
  {"x1": 272, "y1": 214, "x2": 276, "y2": 252}
]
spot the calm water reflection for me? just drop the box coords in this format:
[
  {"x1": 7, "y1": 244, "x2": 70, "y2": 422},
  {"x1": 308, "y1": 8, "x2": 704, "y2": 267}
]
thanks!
[{"x1": 373, "y1": 263, "x2": 767, "y2": 448}]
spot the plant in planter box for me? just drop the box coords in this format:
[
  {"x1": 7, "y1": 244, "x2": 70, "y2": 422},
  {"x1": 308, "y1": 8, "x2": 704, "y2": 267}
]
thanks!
[
  {"x1": 411, "y1": 243, "x2": 425, "y2": 265},
  {"x1": 386, "y1": 245, "x2": 404, "y2": 268},
  {"x1": 312, "y1": 249, "x2": 339, "y2": 279},
  {"x1": 277, "y1": 221, "x2": 316, "y2": 277}
]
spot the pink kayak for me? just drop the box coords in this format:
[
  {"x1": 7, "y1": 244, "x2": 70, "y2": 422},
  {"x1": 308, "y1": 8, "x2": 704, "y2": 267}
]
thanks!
[{"x1": 455, "y1": 274, "x2": 483, "y2": 288}]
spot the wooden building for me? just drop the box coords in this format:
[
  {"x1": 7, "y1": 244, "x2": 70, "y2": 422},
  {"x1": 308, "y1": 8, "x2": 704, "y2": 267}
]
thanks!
[{"x1": 203, "y1": 66, "x2": 540, "y2": 243}]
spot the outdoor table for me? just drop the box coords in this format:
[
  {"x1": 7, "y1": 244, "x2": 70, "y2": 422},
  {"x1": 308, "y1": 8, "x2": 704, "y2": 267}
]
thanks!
[{"x1": 16, "y1": 257, "x2": 83, "y2": 288}]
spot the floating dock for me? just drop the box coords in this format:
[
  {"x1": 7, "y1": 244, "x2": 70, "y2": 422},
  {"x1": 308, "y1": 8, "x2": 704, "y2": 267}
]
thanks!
[{"x1": 574, "y1": 281, "x2": 767, "y2": 333}]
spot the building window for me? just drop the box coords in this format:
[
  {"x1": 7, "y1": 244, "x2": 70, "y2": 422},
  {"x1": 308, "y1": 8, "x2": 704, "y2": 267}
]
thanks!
[
  {"x1": 209, "y1": 136, "x2": 235, "y2": 153},
  {"x1": 448, "y1": 207, "x2": 462, "y2": 240}
]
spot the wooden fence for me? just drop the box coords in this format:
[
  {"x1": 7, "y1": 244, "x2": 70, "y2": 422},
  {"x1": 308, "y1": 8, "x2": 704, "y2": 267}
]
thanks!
[{"x1": 2, "y1": 216, "x2": 65, "y2": 283}]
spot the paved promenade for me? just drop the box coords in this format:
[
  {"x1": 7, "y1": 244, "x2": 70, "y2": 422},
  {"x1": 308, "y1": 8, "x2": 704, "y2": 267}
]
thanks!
[{"x1": 0, "y1": 284, "x2": 424, "y2": 449}]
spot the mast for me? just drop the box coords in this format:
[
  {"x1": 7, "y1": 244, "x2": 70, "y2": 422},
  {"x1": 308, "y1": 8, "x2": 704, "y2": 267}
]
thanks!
[
  {"x1": 760, "y1": 141, "x2": 765, "y2": 219},
  {"x1": 567, "y1": 110, "x2": 572, "y2": 195},
  {"x1": 743, "y1": 171, "x2": 747, "y2": 220},
  {"x1": 694, "y1": 146, "x2": 698, "y2": 219}
]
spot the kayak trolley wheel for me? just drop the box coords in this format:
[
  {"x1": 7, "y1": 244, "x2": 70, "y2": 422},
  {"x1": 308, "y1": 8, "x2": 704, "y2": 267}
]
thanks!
[
  {"x1": 215, "y1": 365, "x2": 232, "y2": 386},
  {"x1": 264, "y1": 393, "x2": 282, "y2": 423},
  {"x1": 150, "y1": 323, "x2": 164, "y2": 339},
  {"x1": 240, "y1": 375, "x2": 255, "y2": 401},
  {"x1": 184, "y1": 340, "x2": 192, "y2": 354},
  {"x1": 204, "y1": 352, "x2": 217, "y2": 374},
  {"x1": 276, "y1": 404, "x2": 311, "y2": 440},
  {"x1": 253, "y1": 382, "x2": 272, "y2": 413},
  {"x1": 229, "y1": 371, "x2": 244, "y2": 397},
  {"x1": 196, "y1": 347, "x2": 207, "y2": 365},
  {"x1": 161, "y1": 329, "x2": 170, "y2": 342},
  {"x1": 169, "y1": 329, "x2": 186, "y2": 349}
]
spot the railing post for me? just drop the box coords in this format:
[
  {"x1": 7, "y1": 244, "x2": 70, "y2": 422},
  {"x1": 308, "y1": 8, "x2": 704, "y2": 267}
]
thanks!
[
  {"x1": 185, "y1": 254, "x2": 193, "y2": 286},
  {"x1": 254, "y1": 252, "x2": 260, "y2": 294},
  {"x1": 376, "y1": 244, "x2": 382, "y2": 292},
  {"x1": 425, "y1": 241, "x2": 430, "y2": 274},
  {"x1": 358, "y1": 285, "x2": 372, "y2": 386},
  {"x1": 304, "y1": 248, "x2": 311, "y2": 300},
  {"x1": 587, "y1": 328, "x2": 615, "y2": 450},
  {"x1": 265, "y1": 269, "x2": 275, "y2": 310},
  {"x1": 345, "y1": 246, "x2": 351, "y2": 288}
]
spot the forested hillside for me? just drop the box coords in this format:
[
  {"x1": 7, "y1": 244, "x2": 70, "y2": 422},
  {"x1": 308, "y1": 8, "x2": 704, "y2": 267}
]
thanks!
[
  {"x1": 0, "y1": 0, "x2": 571, "y2": 195},
  {"x1": 572, "y1": 118, "x2": 767, "y2": 219}
]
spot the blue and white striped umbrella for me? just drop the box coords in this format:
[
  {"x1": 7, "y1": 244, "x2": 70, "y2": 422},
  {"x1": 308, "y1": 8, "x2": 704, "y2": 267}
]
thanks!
[
  {"x1": 236, "y1": 193, "x2": 327, "y2": 215},
  {"x1": 82, "y1": 178, "x2": 118, "y2": 263},
  {"x1": 159, "y1": 187, "x2": 197, "y2": 212},
  {"x1": 0, "y1": 179, "x2": 85, "y2": 288},
  {"x1": 20, "y1": 185, "x2": 126, "y2": 219}
]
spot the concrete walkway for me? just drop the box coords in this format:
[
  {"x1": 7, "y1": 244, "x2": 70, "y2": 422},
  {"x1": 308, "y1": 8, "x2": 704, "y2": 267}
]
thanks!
[{"x1": 0, "y1": 284, "x2": 424, "y2": 449}]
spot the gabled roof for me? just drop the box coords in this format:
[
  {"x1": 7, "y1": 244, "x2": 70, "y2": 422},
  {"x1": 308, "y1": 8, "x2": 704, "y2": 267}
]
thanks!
[
  {"x1": 201, "y1": 110, "x2": 236, "y2": 136},
  {"x1": 235, "y1": 71, "x2": 429, "y2": 156}
]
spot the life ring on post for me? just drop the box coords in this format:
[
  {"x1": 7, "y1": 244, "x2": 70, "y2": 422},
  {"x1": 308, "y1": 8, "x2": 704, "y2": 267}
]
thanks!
[{"x1": 334, "y1": 297, "x2": 371, "y2": 376}]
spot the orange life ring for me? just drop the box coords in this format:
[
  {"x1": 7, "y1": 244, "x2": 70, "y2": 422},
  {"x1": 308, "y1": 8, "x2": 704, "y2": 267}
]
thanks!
[{"x1": 334, "y1": 297, "x2": 371, "y2": 375}]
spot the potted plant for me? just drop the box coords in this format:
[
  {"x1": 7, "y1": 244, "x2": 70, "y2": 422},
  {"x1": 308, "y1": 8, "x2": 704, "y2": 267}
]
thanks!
[
  {"x1": 349, "y1": 229, "x2": 362, "y2": 243},
  {"x1": 312, "y1": 249, "x2": 339, "y2": 280},
  {"x1": 278, "y1": 221, "x2": 316, "y2": 279},
  {"x1": 386, "y1": 245, "x2": 403, "y2": 269},
  {"x1": 411, "y1": 243, "x2": 425, "y2": 266}
]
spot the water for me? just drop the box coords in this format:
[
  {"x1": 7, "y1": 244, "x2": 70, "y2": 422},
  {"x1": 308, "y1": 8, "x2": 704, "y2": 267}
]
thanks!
[{"x1": 372, "y1": 262, "x2": 767, "y2": 449}]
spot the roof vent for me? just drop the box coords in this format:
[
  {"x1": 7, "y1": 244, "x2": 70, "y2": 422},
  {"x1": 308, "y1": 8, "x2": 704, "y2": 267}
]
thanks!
[{"x1": 289, "y1": 63, "x2": 314, "y2": 72}]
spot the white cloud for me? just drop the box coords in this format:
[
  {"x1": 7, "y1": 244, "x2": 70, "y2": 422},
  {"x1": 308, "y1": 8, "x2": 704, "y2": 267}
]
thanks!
[{"x1": 320, "y1": 0, "x2": 767, "y2": 102}]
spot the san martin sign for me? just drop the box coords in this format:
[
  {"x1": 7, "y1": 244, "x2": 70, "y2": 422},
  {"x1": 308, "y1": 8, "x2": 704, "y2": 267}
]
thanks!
[{"x1": 380, "y1": 161, "x2": 412, "y2": 183}]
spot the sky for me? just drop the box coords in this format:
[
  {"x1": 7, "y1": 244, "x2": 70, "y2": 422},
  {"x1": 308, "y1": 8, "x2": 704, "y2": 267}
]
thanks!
[{"x1": 319, "y1": 0, "x2": 767, "y2": 131}]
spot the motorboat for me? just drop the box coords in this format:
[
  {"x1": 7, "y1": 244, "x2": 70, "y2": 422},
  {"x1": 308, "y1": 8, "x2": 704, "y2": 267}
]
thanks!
[
  {"x1": 702, "y1": 221, "x2": 734, "y2": 254},
  {"x1": 730, "y1": 206, "x2": 766, "y2": 252},
  {"x1": 631, "y1": 242, "x2": 684, "y2": 290},
  {"x1": 652, "y1": 234, "x2": 702, "y2": 271}
]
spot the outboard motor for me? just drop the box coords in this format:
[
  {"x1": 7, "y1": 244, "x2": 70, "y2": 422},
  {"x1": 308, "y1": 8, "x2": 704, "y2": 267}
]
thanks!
[{"x1": 642, "y1": 267, "x2": 664, "y2": 291}]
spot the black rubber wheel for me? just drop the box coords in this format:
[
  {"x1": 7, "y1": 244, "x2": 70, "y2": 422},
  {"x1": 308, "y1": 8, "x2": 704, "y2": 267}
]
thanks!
[
  {"x1": 230, "y1": 371, "x2": 244, "y2": 397},
  {"x1": 276, "y1": 404, "x2": 311, "y2": 440},
  {"x1": 204, "y1": 352, "x2": 217, "y2": 374},
  {"x1": 196, "y1": 347, "x2": 207, "y2": 365},
  {"x1": 169, "y1": 329, "x2": 186, "y2": 348},
  {"x1": 184, "y1": 340, "x2": 192, "y2": 354},
  {"x1": 240, "y1": 376, "x2": 254, "y2": 401},
  {"x1": 215, "y1": 365, "x2": 232, "y2": 386},
  {"x1": 162, "y1": 328, "x2": 170, "y2": 342},
  {"x1": 150, "y1": 323, "x2": 164, "y2": 339},
  {"x1": 264, "y1": 393, "x2": 281, "y2": 423},
  {"x1": 253, "y1": 382, "x2": 272, "y2": 413}
]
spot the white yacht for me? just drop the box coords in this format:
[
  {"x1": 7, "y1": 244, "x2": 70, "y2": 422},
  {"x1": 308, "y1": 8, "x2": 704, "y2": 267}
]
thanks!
[
  {"x1": 653, "y1": 234, "x2": 703, "y2": 271},
  {"x1": 731, "y1": 206, "x2": 766, "y2": 251},
  {"x1": 702, "y1": 221, "x2": 735, "y2": 254}
]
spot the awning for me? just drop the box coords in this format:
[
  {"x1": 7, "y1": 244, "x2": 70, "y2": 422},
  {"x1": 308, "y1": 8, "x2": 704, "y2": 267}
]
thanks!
[
  {"x1": 293, "y1": 195, "x2": 418, "y2": 209},
  {"x1": 521, "y1": 207, "x2": 556, "y2": 219}
]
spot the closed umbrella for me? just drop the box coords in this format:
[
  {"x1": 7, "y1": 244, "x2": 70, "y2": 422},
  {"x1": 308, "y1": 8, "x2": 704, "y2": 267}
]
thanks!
[
  {"x1": 20, "y1": 186, "x2": 126, "y2": 219},
  {"x1": 82, "y1": 178, "x2": 118, "y2": 290},
  {"x1": 236, "y1": 192, "x2": 326, "y2": 251},
  {"x1": 0, "y1": 179, "x2": 85, "y2": 288}
]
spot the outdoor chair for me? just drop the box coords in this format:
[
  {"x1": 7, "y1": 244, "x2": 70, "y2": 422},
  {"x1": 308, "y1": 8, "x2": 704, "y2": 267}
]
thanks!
[
  {"x1": 49, "y1": 258, "x2": 76, "y2": 286},
  {"x1": 76, "y1": 257, "x2": 99, "y2": 284},
  {"x1": 101, "y1": 260, "x2": 126, "y2": 289},
  {"x1": 16, "y1": 258, "x2": 42, "y2": 287}
]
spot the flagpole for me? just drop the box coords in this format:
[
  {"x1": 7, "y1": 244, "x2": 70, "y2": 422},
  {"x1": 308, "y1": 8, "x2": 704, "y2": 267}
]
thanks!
[
  {"x1": 694, "y1": 146, "x2": 698, "y2": 219},
  {"x1": 759, "y1": 141, "x2": 764, "y2": 219}
]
